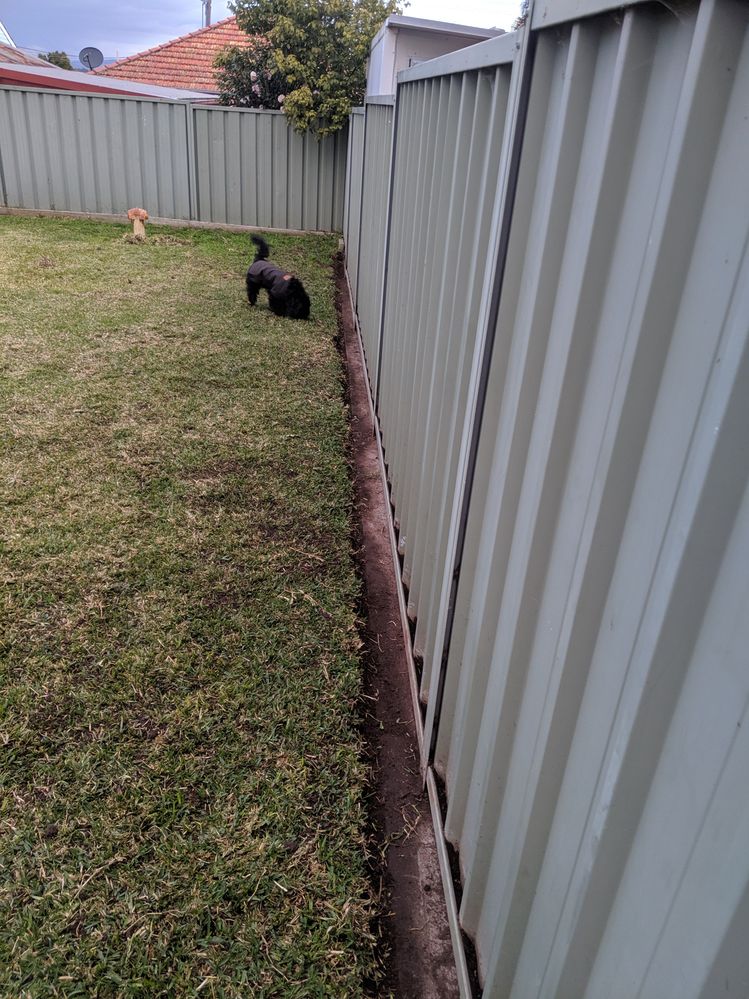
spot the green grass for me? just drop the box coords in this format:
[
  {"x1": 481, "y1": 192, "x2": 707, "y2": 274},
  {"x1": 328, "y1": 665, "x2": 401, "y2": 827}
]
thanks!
[{"x1": 0, "y1": 216, "x2": 376, "y2": 996}]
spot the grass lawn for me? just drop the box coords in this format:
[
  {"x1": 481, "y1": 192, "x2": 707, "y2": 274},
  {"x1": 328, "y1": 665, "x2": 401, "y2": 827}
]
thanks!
[{"x1": 0, "y1": 216, "x2": 377, "y2": 996}]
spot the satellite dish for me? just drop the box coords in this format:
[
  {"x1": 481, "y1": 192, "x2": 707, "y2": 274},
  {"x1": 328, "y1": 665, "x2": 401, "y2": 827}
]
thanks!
[{"x1": 79, "y1": 46, "x2": 104, "y2": 71}]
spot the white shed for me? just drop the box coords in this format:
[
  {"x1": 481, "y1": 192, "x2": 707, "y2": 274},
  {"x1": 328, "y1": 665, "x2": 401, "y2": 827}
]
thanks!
[{"x1": 366, "y1": 15, "x2": 502, "y2": 97}]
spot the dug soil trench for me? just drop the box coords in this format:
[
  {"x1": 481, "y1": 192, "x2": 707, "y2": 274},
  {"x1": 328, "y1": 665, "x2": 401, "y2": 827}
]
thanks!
[{"x1": 334, "y1": 255, "x2": 459, "y2": 998}]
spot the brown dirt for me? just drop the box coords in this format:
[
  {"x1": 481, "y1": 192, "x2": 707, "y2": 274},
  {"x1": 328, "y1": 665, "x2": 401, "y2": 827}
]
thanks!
[{"x1": 334, "y1": 256, "x2": 459, "y2": 999}]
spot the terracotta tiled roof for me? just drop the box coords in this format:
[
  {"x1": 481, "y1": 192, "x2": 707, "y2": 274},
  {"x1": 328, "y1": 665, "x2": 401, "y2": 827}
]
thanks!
[{"x1": 94, "y1": 16, "x2": 255, "y2": 93}]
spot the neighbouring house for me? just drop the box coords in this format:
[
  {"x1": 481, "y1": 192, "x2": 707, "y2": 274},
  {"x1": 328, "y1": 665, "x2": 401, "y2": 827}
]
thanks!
[
  {"x1": 0, "y1": 42, "x2": 51, "y2": 69},
  {"x1": 93, "y1": 16, "x2": 254, "y2": 95},
  {"x1": 367, "y1": 15, "x2": 503, "y2": 96},
  {"x1": 0, "y1": 46, "x2": 214, "y2": 100},
  {"x1": 0, "y1": 22, "x2": 57, "y2": 71}
]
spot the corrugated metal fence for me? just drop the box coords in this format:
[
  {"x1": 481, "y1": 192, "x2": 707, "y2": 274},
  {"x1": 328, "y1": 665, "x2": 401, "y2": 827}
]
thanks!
[
  {"x1": 344, "y1": 0, "x2": 749, "y2": 996},
  {"x1": 0, "y1": 86, "x2": 346, "y2": 231},
  {"x1": 192, "y1": 105, "x2": 347, "y2": 230}
]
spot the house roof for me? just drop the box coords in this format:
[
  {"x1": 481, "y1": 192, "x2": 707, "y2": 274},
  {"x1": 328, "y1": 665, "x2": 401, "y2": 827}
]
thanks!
[
  {"x1": 94, "y1": 16, "x2": 254, "y2": 94},
  {"x1": 0, "y1": 57, "x2": 214, "y2": 101},
  {"x1": 0, "y1": 42, "x2": 50, "y2": 67}
]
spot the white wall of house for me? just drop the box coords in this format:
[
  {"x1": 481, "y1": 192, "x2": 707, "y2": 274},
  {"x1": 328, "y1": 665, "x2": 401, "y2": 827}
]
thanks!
[{"x1": 366, "y1": 15, "x2": 501, "y2": 96}]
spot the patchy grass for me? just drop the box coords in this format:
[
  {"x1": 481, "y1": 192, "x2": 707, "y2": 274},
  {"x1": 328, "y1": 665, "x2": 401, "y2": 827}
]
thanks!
[{"x1": 0, "y1": 216, "x2": 377, "y2": 996}]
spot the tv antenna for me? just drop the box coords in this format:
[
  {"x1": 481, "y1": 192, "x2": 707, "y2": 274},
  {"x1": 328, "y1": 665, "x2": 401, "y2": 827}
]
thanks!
[{"x1": 79, "y1": 46, "x2": 104, "y2": 71}]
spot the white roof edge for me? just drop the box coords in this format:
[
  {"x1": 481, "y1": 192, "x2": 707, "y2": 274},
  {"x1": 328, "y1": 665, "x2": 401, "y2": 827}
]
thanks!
[{"x1": 371, "y1": 14, "x2": 503, "y2": 49}]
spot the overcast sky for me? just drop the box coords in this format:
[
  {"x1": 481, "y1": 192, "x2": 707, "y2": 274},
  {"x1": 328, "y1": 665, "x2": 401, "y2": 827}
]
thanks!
[{"x1": 2, "y1": 0, "x2": 520, "y2": 62}]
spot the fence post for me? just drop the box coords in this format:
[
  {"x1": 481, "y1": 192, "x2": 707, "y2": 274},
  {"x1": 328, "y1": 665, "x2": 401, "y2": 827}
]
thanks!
[
  {"x1": 373, "y1": 82, "x2": 403, "y2": 412},
  {"x1": 185, "y1": 102, "x2": 198, "y2": 222},
  {"x1": 351, "y1": 104, "x2": 373, "y2": 315},
  {"x1": 343, "y1": 112, "x2": 357, "y2": 249},
  {"x1": 422, "y1": 4, "x2": 540, "y2": 767},
  {"x1": 0, "y1": 100, "x2": 7, "y2": 207}
]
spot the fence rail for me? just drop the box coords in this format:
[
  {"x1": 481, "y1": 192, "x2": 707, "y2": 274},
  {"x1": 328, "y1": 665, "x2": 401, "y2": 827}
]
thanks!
[
  {"x1": 0, "y1": 86, "x2": 346, "y2": 232},
  {"x1": 344, "y1": 1, "x2": 749, "y2": 995}
]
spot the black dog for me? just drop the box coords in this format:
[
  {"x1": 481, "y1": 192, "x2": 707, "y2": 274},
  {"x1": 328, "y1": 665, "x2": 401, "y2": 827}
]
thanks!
[{"x1": 246, "y1": 235, "x2": 310, "y2": 319}]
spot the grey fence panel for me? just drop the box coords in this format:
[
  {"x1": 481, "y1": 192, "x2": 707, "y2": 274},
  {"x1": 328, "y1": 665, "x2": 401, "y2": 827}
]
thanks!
[
  {"x1": 440, "y1": 5, "x2": 749, "y2": 994},
  {"x1": 192, "y1": 106, "x2": 347, "y2": 231},
  {"x1": 343, "y1": 109, "x2": 365, "y2": 302},
  {"x1": 344, "y1": 0, "x2": 749, "y2": 994},
  {"x1": 376, "y1": 39, "x2": 517, "y2": 707},
  {"x1": 355, "y1": 100, "x2": 394, "y2": 374},
  {"x1": 0, "y1": 88, "x2": 348, "y2": 232},
  {"x1": 0, "y1": 87, "x2": 191, "y2": 218}
]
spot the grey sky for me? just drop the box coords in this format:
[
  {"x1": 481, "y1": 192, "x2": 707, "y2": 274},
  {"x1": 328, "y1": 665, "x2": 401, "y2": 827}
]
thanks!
[{"x1": 2, "y1": 1, "x2": 519, "y2": 63}]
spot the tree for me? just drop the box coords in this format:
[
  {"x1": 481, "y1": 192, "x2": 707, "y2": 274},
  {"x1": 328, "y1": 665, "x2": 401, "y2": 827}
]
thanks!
[
  {"x1": 512, "y1": 0, "x2": 529, "y2": 29},
  {"x1": 41, "y1": 51, "x2": 73, "y2": 71},
  {"x1": 215, "y1": 41, "x2": 287, "y2": 110},
  {"x1": 229, "y1": 0, "x2": 402, "y2": 136}
]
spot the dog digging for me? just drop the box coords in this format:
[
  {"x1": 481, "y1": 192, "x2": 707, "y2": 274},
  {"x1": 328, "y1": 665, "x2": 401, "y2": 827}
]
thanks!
[{"x1": 246, "y1": 235, "x2": 311, "y2": 320}]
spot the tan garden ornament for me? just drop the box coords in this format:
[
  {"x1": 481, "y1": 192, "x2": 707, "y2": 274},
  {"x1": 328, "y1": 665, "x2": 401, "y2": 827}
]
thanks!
[{"x1": 127, "y1": 207, "x2": 149, "y2": 239}]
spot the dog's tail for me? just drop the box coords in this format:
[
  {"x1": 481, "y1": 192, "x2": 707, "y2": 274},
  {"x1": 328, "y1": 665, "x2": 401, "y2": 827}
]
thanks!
[{"x1": 251, "y1": 234, "x2": 270, "y2": 261}]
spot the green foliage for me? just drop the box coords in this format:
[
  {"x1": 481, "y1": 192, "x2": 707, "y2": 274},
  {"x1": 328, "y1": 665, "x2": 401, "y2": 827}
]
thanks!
[
  {"x1": 512, "y1": 0, "x2": 529, "y2": 28},
  {"x1": 215, "y1": 41, "x2": 287, "y2": 109},
  {"x1": 41, "y1": 50, "x2": 73, "y2": 70},
  {"x1": 229, "y1": 0, "x2": 403, "y2": 136}
]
